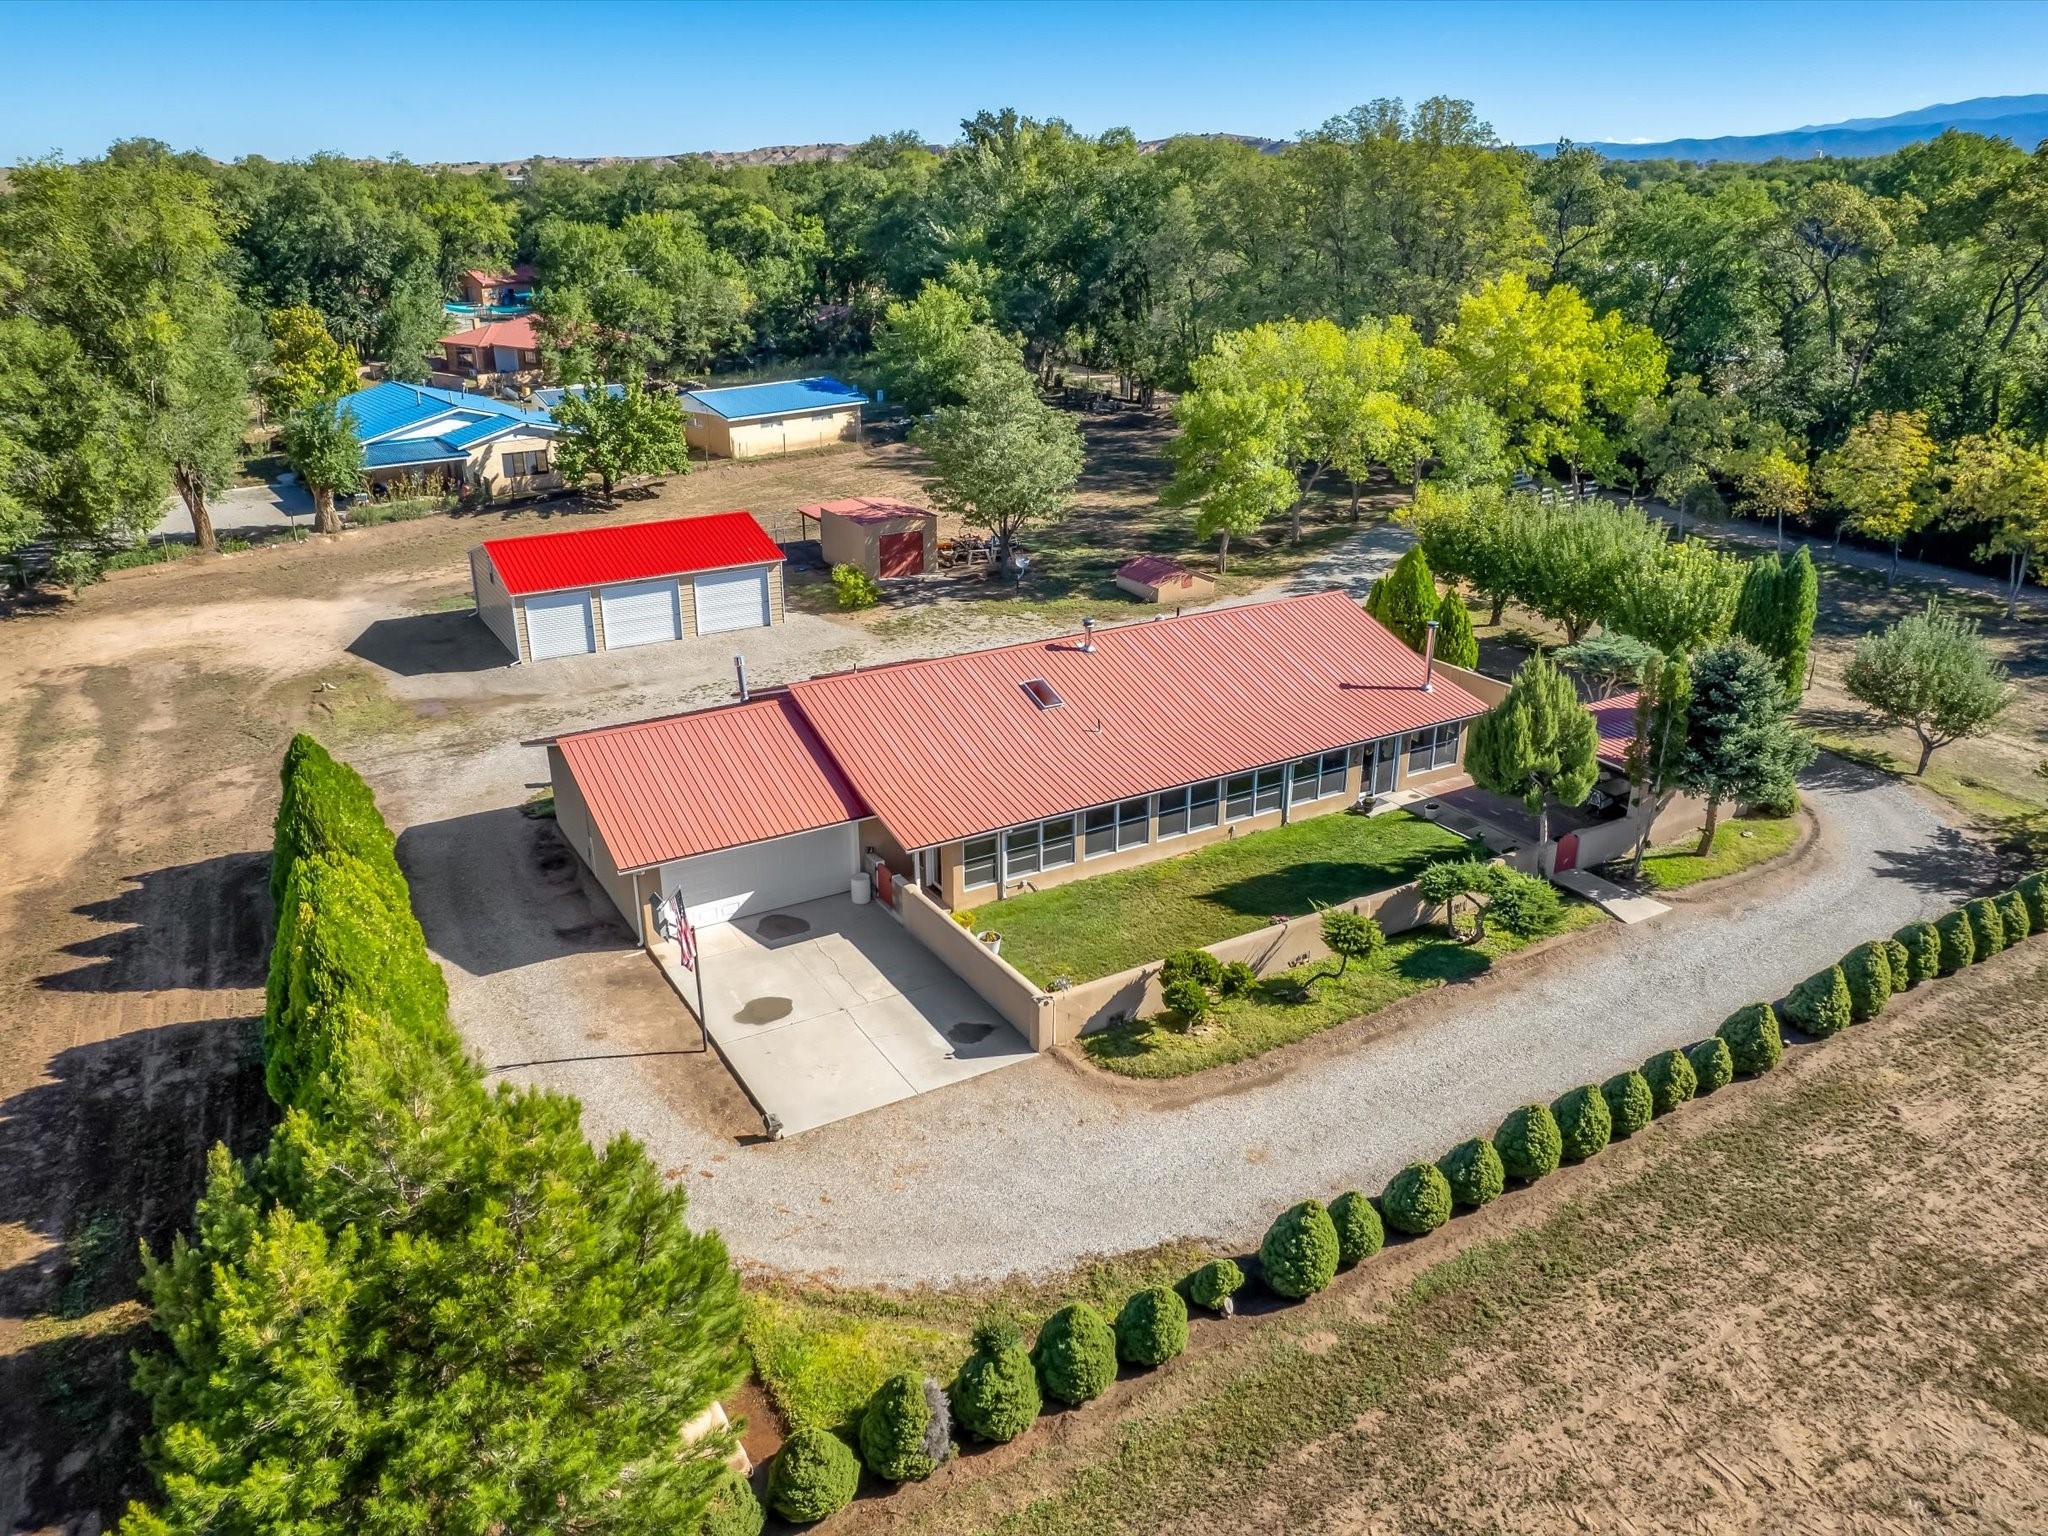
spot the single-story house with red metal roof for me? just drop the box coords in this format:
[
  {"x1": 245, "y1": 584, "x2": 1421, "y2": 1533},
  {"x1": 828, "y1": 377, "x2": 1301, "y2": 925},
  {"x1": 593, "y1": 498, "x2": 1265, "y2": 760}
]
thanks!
[
  {"x1": 431, "y1": 315, "x2": 545, "y2": 392},
  {"x1": 679, "y1": 377, "x2": 867, "y2": 459},
  {"x1": 1115, "y1": 554, "x2": 1216, "y2": 606},
  {"x1": 540, "y1": 590, "x2": 1485, "y2": 935},
  {"x1": 469, "y1": 511, "x2": 786, "y2": 663},
  {"x1": 798, "y1": 497, "x2": 938, "y2": 578}
]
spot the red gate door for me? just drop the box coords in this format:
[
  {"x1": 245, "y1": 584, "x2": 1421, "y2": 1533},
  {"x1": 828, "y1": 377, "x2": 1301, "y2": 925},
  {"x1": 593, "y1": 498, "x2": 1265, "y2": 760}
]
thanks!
[
  {"x1": 1554, "y1": 832, "x2": 1580, "y2": 873},
  {"x1": 878, "y1": 530, "x2": 924, "y2": 576}
]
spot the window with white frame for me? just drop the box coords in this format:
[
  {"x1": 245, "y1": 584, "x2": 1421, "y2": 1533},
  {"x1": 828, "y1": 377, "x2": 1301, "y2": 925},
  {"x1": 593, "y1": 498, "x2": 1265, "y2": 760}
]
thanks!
[
  {"x1": 1084, "y1": 797, "x2": 1150, "y2": 857},
  {"x1": 502, "y1": 448, "x2": 551, "y2": 477},
  {"x1": 1291, "y1": 749, "x2": 1349, "y2": 802},
  {"x1": 1405, "y1": 721, "x2": 1464, "y2": 773}
]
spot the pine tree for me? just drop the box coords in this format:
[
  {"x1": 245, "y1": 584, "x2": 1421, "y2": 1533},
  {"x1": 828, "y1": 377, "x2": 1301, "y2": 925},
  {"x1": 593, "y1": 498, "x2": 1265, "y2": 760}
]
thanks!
[
  {"x1": 1433, "y1": 591, "x2": 1479, "y2": 668},
  {"x1": 1466, "y1": 652, "x2": 1601, "y2": 845},
  {"x1": 1677, "y1": 639, "x2": 1816, "y2": 854}
]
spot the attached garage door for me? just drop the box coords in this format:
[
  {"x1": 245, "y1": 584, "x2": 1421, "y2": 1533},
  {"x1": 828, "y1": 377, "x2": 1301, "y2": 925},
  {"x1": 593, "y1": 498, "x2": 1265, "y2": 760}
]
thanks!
[
  {"x1": 879, "y1": 530, "x2": 924, "y2": 577},
  {"x1": 524, "y1": 590, "x2": 595, "y2": 660},
  {"x1": 694, "y1": 566, "x2": 771, "y2": 635},
  {"x1": 600, "y1": 578, "x2": 682, "y2": 649},
  {"x1": 659, "y1": 823, "x2": 858, "y2": 927}
]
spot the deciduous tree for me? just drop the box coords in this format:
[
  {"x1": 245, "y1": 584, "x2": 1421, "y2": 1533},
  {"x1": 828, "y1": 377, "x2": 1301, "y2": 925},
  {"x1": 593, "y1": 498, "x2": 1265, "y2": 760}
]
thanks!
[
  {"x1": 551, "y1": 383, "x2": 691, "y2": 503},
  {"x1": 1842, "y1": 598, "x2": 2014, "y2": 774},
  {"x1": 1623, "y1": 652, "x2": 1691, "y2": 875},
  {"x1": 915, "y1": 354, "x2": 1084, "y2": 567},
  {"x1": 1817, "y1": 410, "x2": 1938, "y2": 584},
  {"x1": 1946, "y1": 427, "x2": 2048, "y2": 619},
  {"x1": 281, "y1": 400, "x2": 364, "y2": 534},
  {"x1": 260, "y1": 305, "x2": 358, "y2": 422},
  {"x1": 1613, "y1": 537, "x2": 1741, "y2": 655}
]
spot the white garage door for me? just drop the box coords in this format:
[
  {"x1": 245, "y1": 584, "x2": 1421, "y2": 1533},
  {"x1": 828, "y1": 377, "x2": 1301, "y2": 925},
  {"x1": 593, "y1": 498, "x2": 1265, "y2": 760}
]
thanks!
[
  {"x1": 600, "y1": 578, "x2": 682, "y2": 649},
  {"x1": 660, "y1": 824, "x2": 857, "y2": 927},
  {"x1": 524, "y1": 590, "x2": 595, "y2": 660},
  {"x1": 694, "y1": 566, "x2": 771, "y2": 635}
]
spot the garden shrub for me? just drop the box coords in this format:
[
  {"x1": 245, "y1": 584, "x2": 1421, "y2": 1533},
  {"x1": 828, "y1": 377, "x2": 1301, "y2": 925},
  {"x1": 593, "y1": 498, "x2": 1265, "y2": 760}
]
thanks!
[
  {"x1": 1717, "y1": 1003, "x2": 1783, "y2": 1074},
  {"x1": 951, "y1": 1319, "x2": 1040, "y2": 1444},
  {"x1": 1380, "y1": 1161, "x2": 1454, "y2": 1234},
  {"x1": 1161, "y1": 948, "x2": 1225, "y2": 991},
  {"x1": 1185, "y1": 1258, "x2": 1244, "y2": 1313},
  {"x1": 1217, "y1": 960, "x2": 1257, "y2": 998},
  {"x1": 1891, "y1": 921, "x2": 1938, "y2": 984},
  {"x1": 1258, "y1": 1199, "x2": 1341, "y2": 1298},
  {"x1": 1780, "y1": 965, "x2": 1853, "y2": 1037},
  {"x1": 1115, "y1": 1285, "x2": 1189, "y2": 1367},
  {"x1": 831, "y1": 563, "x2": 882, "y2": 610},
  {"x1": 1438, "y1": 1136, "x2": 1505, "y2": 1208},
  {"x1": 1840, "y1": 942, "x2": 1892, "y2": 1022},
  {"x1": 1996, "y1": 889, "x2": 2031, "y2": 944},
  {"x1": 1882, "y1": 936, "x2": 1913, "y2": 993},
  {"x1": 1483, "y1": 865, "x2": 1566, "y2": 938},
  {"x1": 1600, "y1": 1070, "x2": 1655, "y2": 1138},
  {"x1": 858, "y1": 1371, "x2": 951, "y2": 1482},
  {"x1": 767, "y1": 1428, "x2": 860, "y2": 1524},
  {"x1": 1748, "y1": 783, "x2": 1800, "y2": 818},
  {"x1": 1552, "y1": 1085, "x2": 1612, "y2": 1162},
  {"x1": 1160, "y1": 975, "x2": 1214, "y2": 1029},
  {"x1": 1031, "y1": 1303, "x2": 1117, "y2": 1406},
  {"x1": 1935, "y1": 910, "x2": 1976, "y2": 973},
  {"x1": 702, "y1": 1466, "x2": 764, "y2": 1536},
  {"x1": 1964, "y1": 897, "x2": 2005, "y2": 959},
  {"x1": 2018, "y1": 872, "x2": 2048, "y2": 932},
  {"x1": 1642, "y1": 1049, "x2": 1697, "y2": 1114},
  {"x1": 1493, "y1": 1103, "x2": 1563, "y2": 1181},
  {"x1": 1328, "y1": 1190, "x2": 1385, "y2": 1264},
  {"x1": 1686, "y1": 1037, "x2": 1735, "y2": 1093}
]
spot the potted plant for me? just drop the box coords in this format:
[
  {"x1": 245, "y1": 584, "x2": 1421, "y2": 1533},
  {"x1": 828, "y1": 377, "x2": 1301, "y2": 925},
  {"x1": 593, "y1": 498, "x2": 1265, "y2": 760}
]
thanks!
[{"x1": 977, "y1": 929, "x2": 1003, "y2": 955}]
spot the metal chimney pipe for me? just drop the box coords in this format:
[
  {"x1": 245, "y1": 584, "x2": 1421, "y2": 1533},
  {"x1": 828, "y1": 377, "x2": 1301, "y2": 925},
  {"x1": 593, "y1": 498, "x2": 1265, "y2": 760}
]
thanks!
[
  {"x1": 1421, "y1": 620, "x2": 1439, "y2": 692},
  {"x1": 1080, "y1": 616, "x2": 1096, "y2": 653},
  {"x1": 734, "y1": 654, "x2": 750, "y2": 702}
]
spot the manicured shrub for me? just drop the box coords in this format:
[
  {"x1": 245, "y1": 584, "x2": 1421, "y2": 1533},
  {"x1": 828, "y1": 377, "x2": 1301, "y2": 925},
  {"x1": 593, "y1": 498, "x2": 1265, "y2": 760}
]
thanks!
[
  {"x1": 269, "y1": 733, "x2": 402, "y2": 913},
  {"x1": 2017, "y1": 872, "x2": 2048, "y2": 931},
  {"x1": 1031, "y1": 1303, "x2": 1117, "y2": 1406},
  {"x1": 767, "y1": 1429, "x2": 860, "y2": 1524},
  {"x1": 1493, "y1": 1103, "x2": 1563, "y2": 1181},
  {"x1": 1936, "y1": 910, "x2": 1976, "y2": 973},
  {"x1": 831, "y1": 562, "x2": 883, "y2": 610},
  {"x1": 1686, "y1": 1036, "x2": 1735, "y2": 1093},
  {"x1": 1882, "y1": 936, "x2": 1913, "y2": 993},
  {"x1": 1258, "y1": 1199, "x2": 1341, "y2": 1298},
  {"x1": 1217, "y1": 960, "x2": 1257, "y2": 998},
  {"x1": 1717, "y1": 1003, "x2": 1783, "y2": 1074},
  {"x1": 1840, "y1": 942, "x2": 1892, "y2": 1022},
  {"x1": 1552, "y1": 1085, "x2": 1612, "y2": 1162},
  {"x1": 1893, "y1": 921, "x2": 1939, "y2": 984},
  {"x1": 951, "y1": 1319, "x2": 1040, "y2": 1444},
  {"x1": 1328, "y1": 1190, "x2": 1386, "y2": 1265},
  {"x1": 1482, "y1": 865, "x2": 1567, "y2": 938},
  {"x1": 858, "y1": 1371, "x2": 952, "y2": 1483},
  {"x1": 1749, "y1": 783, "x2": 1800, "y2": 818},
  {"x1": 1996, "y1": 889, "x2": 2031, "y2": 944},
  {"x1": 1115, "y1": 1285, "x2": 1189, "y2": 1368},
  {"x1": 1438, "y1": 1136, "x2": 1505, "y2": 1208},
  {"x1": 1161, "y1": 947, "x2": 1225, "y2": 991},
  {"x1": 1161, "y1": 975, "x2": 1214, "y2": 1028},
  {"x1": 703, "y1": 1466, "x2": 764, "y2": 1536},
  {"x1": 1380, "y1": 1161, "x2": 1454, "y2": 1234},
  {"x1": 1601, "y1": 1070, "x2": 1655, "y2": 1138},
  {"x1": 1185, "y1": 1258, "x2": 1244, "y2": 1313},
  {"x1": 1964, "y1": 896, "x2": 2005, "y2": 959},
  {"x1": 1642, "y1": 1049, "x2": 1697, "y2": 1115},
  {"x1": 1780, "y1": 965, "x2": 1853, "y2": 1037}
]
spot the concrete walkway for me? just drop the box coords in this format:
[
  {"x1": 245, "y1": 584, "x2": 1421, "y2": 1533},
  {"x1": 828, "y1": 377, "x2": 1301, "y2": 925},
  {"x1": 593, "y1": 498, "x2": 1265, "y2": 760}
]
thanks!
[
  {"x1": 536, "y1": 760, "x2": 1970, "y2": 1286},
  {"x1": 1552, "y1": 868, "x2": 1670, "y2": 924}
]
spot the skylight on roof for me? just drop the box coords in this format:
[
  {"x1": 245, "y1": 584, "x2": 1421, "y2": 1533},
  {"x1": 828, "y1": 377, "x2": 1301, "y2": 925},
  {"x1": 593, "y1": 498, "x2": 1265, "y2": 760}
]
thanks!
[{"x1": 1020, "y1": 678, "x2": 1064, "y2": 710}]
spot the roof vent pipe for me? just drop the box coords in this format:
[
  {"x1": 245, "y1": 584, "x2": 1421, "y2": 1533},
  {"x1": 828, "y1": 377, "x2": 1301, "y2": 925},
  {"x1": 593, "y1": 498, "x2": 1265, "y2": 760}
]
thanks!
[
  {"x1": 1420, "y1": 620, "x2": 1439, "y2": 693},
  {"x1": 1080, "y1": 616, "x2": 1096, "y2": 653},
  {"x1": 735, "y1": 654, "x2": 750, "y2": 703}
]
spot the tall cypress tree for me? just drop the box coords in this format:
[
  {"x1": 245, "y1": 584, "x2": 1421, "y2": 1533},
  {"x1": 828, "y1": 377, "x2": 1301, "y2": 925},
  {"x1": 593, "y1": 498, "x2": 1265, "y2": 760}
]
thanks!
[
  {"x1": 1366, "y1": 545, "x2": 1441, "y2": 649},
  {"x1": 1466, "y1": 652, "x2": 1601, "y2": 846},
  {"x1": 1731, "y1": 550, "x2": 1817, "y2": 697}
]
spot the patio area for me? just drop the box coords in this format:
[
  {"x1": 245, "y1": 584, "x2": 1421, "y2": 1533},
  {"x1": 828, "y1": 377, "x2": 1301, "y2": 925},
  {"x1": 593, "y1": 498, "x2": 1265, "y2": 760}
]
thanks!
[{"x1": 660, "y1": 893, "x2": 1036, "y2": 1136}]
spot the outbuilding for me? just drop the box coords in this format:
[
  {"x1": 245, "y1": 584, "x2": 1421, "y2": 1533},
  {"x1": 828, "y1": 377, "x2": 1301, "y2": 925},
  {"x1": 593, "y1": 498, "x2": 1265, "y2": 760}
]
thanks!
[
  {"x1": 470, "y1": 511, "x2": 786, "y2": 663},
  {"x1": 1115, "y1": 555, "x2": 1216, "y2": 606},
  {"x1": 678, "y1": 376, "x2": 867, "y2": 459},
  {"x1": 799, "y1": 497, "x2": 939, "y2": 578}
]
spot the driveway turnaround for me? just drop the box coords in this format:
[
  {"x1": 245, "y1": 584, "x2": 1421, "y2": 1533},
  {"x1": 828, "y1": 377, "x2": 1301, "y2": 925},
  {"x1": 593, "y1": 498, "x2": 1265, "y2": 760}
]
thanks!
[{"x1": 672, "y1": 896, "x2": 1035, "y2": 1135}]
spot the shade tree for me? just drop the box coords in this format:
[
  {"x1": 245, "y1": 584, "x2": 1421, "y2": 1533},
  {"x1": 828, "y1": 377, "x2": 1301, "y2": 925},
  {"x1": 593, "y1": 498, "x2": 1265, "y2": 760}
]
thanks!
[
  {"x1": 1816, "y1": 410, "x2": 1938, "y2": 584},
  {"x1": 1842, "y1": 598, "x2": 2014, "y2": 774}
]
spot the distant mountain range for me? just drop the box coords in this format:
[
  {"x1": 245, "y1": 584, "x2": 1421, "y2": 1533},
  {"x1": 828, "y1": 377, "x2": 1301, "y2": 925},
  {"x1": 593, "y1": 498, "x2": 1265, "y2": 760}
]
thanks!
[{"x1": 1533, "y1": 94, "x2": 2048, "y2": 162}]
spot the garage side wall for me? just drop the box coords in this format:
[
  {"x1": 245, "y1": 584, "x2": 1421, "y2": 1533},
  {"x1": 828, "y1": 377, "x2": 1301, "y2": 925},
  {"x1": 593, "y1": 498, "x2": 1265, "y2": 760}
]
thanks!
[
  {"x1": 547, "y1": 745, "x2": 644, "y2": 940},
  {"x1": 470, "y1": 547, "x2": 521, "y2": 658},
  {"x1": 723, "y1": 408, "x2": 858, "y2": 459}
]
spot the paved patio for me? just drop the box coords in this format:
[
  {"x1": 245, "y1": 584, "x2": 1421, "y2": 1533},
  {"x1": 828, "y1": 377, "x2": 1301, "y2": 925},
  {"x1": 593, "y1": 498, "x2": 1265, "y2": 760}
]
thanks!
[{"x1": 661, "y1": 894, "x2": 1035, "y2": 1135}]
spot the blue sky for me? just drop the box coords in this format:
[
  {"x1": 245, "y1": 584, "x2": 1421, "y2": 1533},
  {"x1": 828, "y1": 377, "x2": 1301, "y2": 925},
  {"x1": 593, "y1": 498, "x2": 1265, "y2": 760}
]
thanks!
[{"x1": 4, "y1": 0, "x2": 2046, "y2": 163}]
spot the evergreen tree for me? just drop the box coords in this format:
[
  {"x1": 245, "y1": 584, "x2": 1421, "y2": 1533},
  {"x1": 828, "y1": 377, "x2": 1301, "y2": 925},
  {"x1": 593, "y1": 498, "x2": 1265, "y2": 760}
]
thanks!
[
  {"x1": 1676, "y1": 639, "x2": 1816, "y2": 854},
  {"x1": 1433, "y1": 591, "x2": 1479, "y2": 668},
  {"x1": 1466, "y1": 652, "x2": 1601, "y2": 845},
  {"x1": 1732, "y1": 548, "x2": 1818, "y2": 697},
  {"x1": 1365, "y1": 545, "x2": 1439, "y2": 648}
]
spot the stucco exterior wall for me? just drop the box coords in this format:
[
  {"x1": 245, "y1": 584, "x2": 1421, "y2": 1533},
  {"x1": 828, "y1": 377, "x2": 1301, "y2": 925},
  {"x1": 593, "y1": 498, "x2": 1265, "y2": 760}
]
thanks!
[
  {"x1": 693, "y1": 407, "x2": 859, "y2": 460},
  {"x1": 469, "y1": 546, "x2": 520, "y2": 659},
  {"x1": 547, "y1": 744, "x2": 645, "y2": 939},
  {"x1": 474, "y1": 431, "x2": 564, "y2": 499}
]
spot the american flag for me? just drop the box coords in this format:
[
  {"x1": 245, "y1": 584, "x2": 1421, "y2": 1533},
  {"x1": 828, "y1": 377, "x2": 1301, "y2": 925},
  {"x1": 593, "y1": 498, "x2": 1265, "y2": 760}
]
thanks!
[{"x1": 674, "y1": 896, "x2": 697, "y2": 972}]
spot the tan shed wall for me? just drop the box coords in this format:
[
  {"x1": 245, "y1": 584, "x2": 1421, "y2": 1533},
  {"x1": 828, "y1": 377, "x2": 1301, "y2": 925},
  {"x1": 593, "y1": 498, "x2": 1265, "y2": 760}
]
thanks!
[
  {"x1": 547, "y1": 744, "x2": 646, "y2": 940},
  {"x1": 470, "y1": 546, "x2": 520, "y2": 659},
  {"x1": 819, "y1": 513, "x2": 936, "y2": 578},
  {"x1": 719, "y1": 408, "x2": 859, "y2": 460},
  {"x1": 684, "y1": 415, "x2": 735, "y2": 457}
]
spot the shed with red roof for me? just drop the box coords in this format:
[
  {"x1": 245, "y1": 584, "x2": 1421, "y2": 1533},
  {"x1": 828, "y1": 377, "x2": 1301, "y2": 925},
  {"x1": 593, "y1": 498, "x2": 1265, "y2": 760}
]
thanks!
[
  {"x1": 798, "y1": 496, "x2": 938, "y2": 578},
  {"x1": 1114, "y1": 554, "x2": 1216, "y2": 605},
  {"x1": 469, "y1": 510, "x2": 786, "y2": 662}
]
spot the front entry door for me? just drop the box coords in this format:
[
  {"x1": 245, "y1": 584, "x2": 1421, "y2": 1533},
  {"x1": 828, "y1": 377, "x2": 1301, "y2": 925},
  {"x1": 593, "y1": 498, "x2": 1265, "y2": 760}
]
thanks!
[{"x1": 1373, "y1": 739, "x2": 1399, "y2": 795}]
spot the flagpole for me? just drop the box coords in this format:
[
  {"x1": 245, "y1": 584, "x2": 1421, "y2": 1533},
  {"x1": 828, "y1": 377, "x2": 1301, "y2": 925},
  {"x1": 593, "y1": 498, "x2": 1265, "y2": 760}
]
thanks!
[{"x1": 679, "y1": 894, "x2": 709, "y2": 1053}]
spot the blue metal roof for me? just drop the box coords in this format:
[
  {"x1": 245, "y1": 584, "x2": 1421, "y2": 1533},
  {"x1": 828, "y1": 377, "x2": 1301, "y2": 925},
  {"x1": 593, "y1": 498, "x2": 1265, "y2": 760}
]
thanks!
[
  {"x1": 363, "y1": 439, "x2": 470, "y2": 469},
  {"x1": 678, "y1": 375, "x2": 866, "y2": 422},
  {"x1": 340, "y1": 381, "x2": 555, "y2": 444}
]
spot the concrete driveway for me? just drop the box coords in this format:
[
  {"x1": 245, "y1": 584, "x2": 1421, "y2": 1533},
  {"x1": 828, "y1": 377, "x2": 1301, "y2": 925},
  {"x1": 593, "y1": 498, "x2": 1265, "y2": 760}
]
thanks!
[
  {"x1": 156, "y1": 480, "x2": 315, "y2": 539},
  {"x1": 674, "y1": 895, "x2": 1035, "y2": 1136}
]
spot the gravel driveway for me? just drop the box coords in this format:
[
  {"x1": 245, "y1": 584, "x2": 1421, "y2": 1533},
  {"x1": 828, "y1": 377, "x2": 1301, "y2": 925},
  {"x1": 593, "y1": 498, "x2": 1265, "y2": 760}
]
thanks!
[{"x1": 464, "y1": 758, "x2": 1970, "y2": 1288}]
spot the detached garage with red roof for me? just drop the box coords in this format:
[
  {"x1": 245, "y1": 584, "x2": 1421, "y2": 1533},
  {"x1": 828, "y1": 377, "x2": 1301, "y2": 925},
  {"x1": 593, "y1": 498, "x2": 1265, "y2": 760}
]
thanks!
[{"x1": 469, "y1": 511, "x2": 786, "y2": 662}]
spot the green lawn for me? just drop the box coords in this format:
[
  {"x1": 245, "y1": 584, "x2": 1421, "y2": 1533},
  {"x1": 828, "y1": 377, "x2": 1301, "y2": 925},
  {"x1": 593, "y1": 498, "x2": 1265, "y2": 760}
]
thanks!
[
  {"x1": 964, "y1": 810, "x2": 1471, "y2": 987},
  {"x1": 1079, "y1": 902, "x2": 1606, "y2": 1078},
  {"x1": 1636, "y1": 812, "x2": 1800, "y2": 891}
]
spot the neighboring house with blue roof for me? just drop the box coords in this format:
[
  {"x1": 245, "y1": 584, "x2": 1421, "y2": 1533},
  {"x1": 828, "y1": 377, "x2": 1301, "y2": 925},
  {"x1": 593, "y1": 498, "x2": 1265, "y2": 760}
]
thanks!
[
  {"x1": 341, "y1": 381, "x2": 564, "y2": 500},
  {"x1": 677, "y1": 375, "x2": 866, "y2": 459}
]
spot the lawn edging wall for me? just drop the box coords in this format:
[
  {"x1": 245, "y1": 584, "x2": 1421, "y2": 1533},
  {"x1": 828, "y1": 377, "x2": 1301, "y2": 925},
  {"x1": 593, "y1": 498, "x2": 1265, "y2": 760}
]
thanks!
[{"x1": 899, "y1": 884, "x2": 1055, "y2": 1049}]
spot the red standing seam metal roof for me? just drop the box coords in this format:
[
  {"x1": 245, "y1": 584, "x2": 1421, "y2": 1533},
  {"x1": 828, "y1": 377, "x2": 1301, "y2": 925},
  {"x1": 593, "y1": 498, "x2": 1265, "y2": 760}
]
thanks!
[
  {"x1": 1116, "y1": 555, "x2": 1204, "y2": 588},
  {"x1": 437, "y1": 315, "x2": 541, "y2": 349},
  {"x1": 481, "y1": 511, "x2": 784, "y2": 598},
  {"x1": 785, "y1": 590, "x2": 1489, "y2": 850},
  {"x1": 798, "y1": 496, "x2": 933, "y2": 525},
  {"x1": 554, "y1": 695, "x2": 868, "y2": 870},
  {"x1": 1591, "y1": 692, "x2": 1638, "y2": 765}
]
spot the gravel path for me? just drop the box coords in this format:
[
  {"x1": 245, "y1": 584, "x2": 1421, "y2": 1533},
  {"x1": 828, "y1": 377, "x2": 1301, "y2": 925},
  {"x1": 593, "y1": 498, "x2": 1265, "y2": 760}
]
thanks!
[{"x1": 455, "y1": 758, "x2": 1970, "y2": 1288}]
